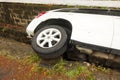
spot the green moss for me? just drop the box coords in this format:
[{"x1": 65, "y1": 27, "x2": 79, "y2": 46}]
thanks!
[
  {"x1": 22, "y1": 53, "x2": 41, "y2": 64},
  {"x1": 46, "y1": 59, "x2": 95, "y2": 79}
]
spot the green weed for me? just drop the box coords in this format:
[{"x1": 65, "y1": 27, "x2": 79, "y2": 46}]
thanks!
[
  {"x1": 65, "y1": 64, "x2": 87, "y2": 78},
  {"x1": 97, "y1": 66, "x2": 110, "y2": 73},
  {"x1": 1, "y1": 27, "x2": 7, "y2": 32},
  {"x1": 47, "y1": 59, "x2": 95, "y2": 79},
  {"x1": 48, "y1": 59, "x2": 67, "y2": 75},
  {"x1": 22, "y1": 53, "x2": 41, "y2": 64}
]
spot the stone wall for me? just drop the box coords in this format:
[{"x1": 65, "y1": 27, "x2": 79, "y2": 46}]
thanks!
[
  {"x1": 0, "y1": 2, "x2": 119, "y2": 32},
  {"x1": 0, "y1": 2, "x2": 67, "y2": 28},
  {"x1": 0, "y1": 2, "x2": 72, "y2": 43},
  {"x1": 0, "y1": 3, "x2": 6, "y2": 23}
]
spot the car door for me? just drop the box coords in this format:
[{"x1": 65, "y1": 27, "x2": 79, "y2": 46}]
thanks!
[
  {"x1": 70, "y1": 13, "x2": 114, "y2": 48},
  {"x1": 111, "y1": 16, "x2": 120, "y2": 50}
]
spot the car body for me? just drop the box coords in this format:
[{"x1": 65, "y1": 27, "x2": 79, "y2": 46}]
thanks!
[{"x1": 26, "y1": 8, "x2": 120, "y2": 59}]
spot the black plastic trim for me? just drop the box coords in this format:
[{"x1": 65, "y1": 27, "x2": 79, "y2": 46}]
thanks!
[{"x1": 55, "y1": 8, "x2": 120, "y2": 16}]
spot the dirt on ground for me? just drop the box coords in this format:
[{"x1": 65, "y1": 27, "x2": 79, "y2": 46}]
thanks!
[
  {"x1": 0, "y1": 37, "x2": 120, "y2": 80},
  {"x1": 0, "y1": 36, "x2": 33, "y2": 59},
  {"x1": 0, "y1": 56, "x2": 46, "y2": 80}
]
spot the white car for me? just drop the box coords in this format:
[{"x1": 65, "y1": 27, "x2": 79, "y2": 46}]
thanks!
[{"x1": 26, "y1": 8, "x2": 120, "y2": 59}]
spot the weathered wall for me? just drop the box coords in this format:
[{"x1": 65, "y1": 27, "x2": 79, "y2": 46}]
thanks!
[
  {"x1": 0, "y1": 3, "x2": 6, "y2": 23},
  {"x1": 0, "y1": 2, "x2": 67, "y2": 29},
  {"x1": 0, "y1": 2, "x2": 68, "y2": 42}
]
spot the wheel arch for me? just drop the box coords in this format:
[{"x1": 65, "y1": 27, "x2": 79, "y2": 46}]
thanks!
[{"x1": 34, "y1": 18, "x2": 72, "y2": 36}]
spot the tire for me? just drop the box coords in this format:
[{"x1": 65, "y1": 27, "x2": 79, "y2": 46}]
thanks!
[{"x1": 31, "y1": 25, "x2": 68, "y2": 59}]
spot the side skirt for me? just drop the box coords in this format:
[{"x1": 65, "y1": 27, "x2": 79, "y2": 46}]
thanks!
[{"x1": 71, "y1": 40, "x2": 120, "y2": 55}]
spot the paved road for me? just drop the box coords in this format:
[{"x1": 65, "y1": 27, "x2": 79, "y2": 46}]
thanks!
[{"x1": 1, "y1": 0, "x2": 120, "y2": 8}]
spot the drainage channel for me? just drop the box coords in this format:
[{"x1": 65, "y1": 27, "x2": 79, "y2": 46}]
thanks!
[{"x1": 65, "y1": 44, "x2": 120, "y2": 71}]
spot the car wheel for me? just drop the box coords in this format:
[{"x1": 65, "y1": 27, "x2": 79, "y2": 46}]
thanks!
[{"x1": 31, "y1": 25, "x2": 68, "y2": 59}]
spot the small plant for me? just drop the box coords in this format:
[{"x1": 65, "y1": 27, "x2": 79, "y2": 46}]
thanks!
[
  {"x1": 1, "y1": 26, "x2": 8, "y2": 32},
  {"x1": 29, "y1": 53, "x2": 41, "y2": 63},
  {"x1": 31, "y1": 63, "x2": 47, "y2": 73},
  {"x1": 65, "y1": 64, "x2": 87, "y2": 78},
  {"x1": 88, "y1": 64, "x2": 110, "y2": 75},
  {"x1": 22, "y1": 53, "x2": 41, "y2": 64},
  {"x1": 47, "y1": 59, "x2": 95, "y2": 79},
  {"x1": 65, "y1": 63, "x2": 95, "y2": 80},
  {"x1": 97, "y1": 66, "x2": 110, "y2": 73},
  {"x1": 48, "y1": 59, "x2": 67, "y2": 75}
]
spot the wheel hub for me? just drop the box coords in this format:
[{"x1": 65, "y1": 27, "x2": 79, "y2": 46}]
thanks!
[{"x1": 36, "y1": 28, "x2": 62, "y2": 48}]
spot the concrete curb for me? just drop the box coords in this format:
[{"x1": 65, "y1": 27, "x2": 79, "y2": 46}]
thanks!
[{"x1": 75, "y1": 46, "x2": 120, "y2": 70}]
